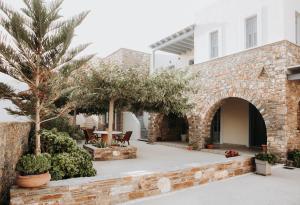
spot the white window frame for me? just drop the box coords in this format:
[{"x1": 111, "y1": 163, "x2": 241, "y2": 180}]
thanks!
[
  {"x1": 296, "y1": 12, "x2": 300, "y2": 45},
  {"x1": 210, "y1": 30, "x2": 219, "y2": 59},
  {"x1": 245, "y1": 15, "x2": 258, "y2": 49}
]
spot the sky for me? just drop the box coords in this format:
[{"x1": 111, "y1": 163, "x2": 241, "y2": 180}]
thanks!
[{"x1": 7, "y1": 0, "x2": 217, "y2": 57}]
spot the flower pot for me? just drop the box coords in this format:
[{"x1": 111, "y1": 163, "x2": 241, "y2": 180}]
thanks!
[
  {"x1": 187, "y1": 146, "x2": 193, "y2": 150},
  {"x1": 181, "y1": 134, "x2": 187, "y2": 142},
  {"x1": 255, "y1": 159, "x2": 271, "y2": 176},
  {"x1": 16, "y1": 172, "x2": 51, "y2": 188},
  {"x1": 206, "y1": 144, "x2": 214, "y2": 149}
]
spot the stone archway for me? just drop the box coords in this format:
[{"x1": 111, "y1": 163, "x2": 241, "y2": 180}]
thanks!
[
  {"x1": 188, "y1": 94, "x2": 277, "y2": 152},
  {"x1": 203, "y1": 97, "x2": 267, "y2": 148}
]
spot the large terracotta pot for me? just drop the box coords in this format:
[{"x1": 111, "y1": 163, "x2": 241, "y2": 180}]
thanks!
[{"x1": 16, "y1": 172, "x2": 51, "y2": 188}]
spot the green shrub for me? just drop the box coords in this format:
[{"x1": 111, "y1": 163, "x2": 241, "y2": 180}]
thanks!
[
  {"x1": 50, "y1": 150, "x2": 96, "y2": 180},
  {"x1": 255, "y1": 152, "x2": 277, "y2": 165},
  {"x1": 293, "y1": 150, "x2": 300, "y2": 168},
  {"x1": 40, "y1": 129, "x2": 96, "y2": 180},
  {"x1": 42, "y1": 116, "x2": 84, "y2": 140},
  {"x1": 41, "y1": 129, "x2": 78, "y2": 154},
  {"x1": 16, "y1": 153, "x2": 51, "y2": 176}
]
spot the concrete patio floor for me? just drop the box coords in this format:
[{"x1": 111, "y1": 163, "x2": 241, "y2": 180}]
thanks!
[
  {"x1": 92, "y1": 140, "x2": 246, "y2": 178},
  {"x1": 124, "y1": 166, "x2": 300, "y2": 205}
]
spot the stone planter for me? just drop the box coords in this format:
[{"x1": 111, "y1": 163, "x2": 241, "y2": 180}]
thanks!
[
  {"x1": 255, "y1": 159, "x2": 271, "y2": 176},
  {"x1": 16, "y1": 172, "x2": 51, "y2": 188},
  {"x1": 84, "y1": 144, "x2": 137, "y2": 161}
]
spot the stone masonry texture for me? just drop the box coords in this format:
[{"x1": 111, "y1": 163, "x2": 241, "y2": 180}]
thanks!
[
  {"x1": 148, "y1": 41, "x2": 300, "y2": 159},
  {"x1": 10, "y1": 156, "x2": 253, "y2": 205},
  {"x1": 83, "y1": 144, "x2": 137, "y2": 161},
  {"x1": 0, "y1": 122, "x2": 31, "y2": 203}
]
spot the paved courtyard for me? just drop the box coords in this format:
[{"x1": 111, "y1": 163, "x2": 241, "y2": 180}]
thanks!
[
  {"x1": 123, "y1": 166, "x2": 300, "y2": 205},
  {"x1": 92, "y1": 140, "x2": 243, "y2": 178}
]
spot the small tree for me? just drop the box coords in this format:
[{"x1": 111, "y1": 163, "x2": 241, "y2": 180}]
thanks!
[
  {"x1": 75, "y1": 62, "x2": 193, "y2": 145},
  {"x1": 0, "y1": 0, "x2": 93, "y2": 154}
]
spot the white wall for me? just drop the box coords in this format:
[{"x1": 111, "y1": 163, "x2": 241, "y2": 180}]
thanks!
[
  {"x1": 194, "y1": 0, "x2": 298, "y2": 63},
  {"x1": 123, "y1": 112, "x2": 140, "y2": 140},
  {"x1": 283, "y1": 0, "x2": 300, "y2": 45},
  {"x1": 153, "y1": 50, "x2": 194, "y2": 72},
  {"x1": 0, "y1": 73, "x2": 29, "y2": 122},
  {"x1": 220, "y1": 98, "x2": 249, "y2": 146}
]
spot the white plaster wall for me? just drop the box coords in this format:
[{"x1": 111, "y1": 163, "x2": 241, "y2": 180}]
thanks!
[
  {"x1": 123, "y1": 112, "x2": 140, "y2": 140},
  {"x1": 194, "y1": 0, "x2": 296, "y2": 63},
  {"x1": 283, "y1": 0, "x2": 300, "y2": 45},
  {"x1": 220, "y1": 98, "x2": 249, "y2": 146},
  {"x1": 153, "y1": 50, "x2": 194, "y2": 72},
  {"x1": 0, "y1": 73, "x2": 29, "y2": 122}
]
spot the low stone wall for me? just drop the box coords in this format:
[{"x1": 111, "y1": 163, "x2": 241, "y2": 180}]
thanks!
[
  {"x1": 0, "y1": 122, "x2": 31, "y2": 203},
  {"x1": 83, "y1": 144, "x2": 137, "y2": 161},
  {"x1": 10, "y1": 156, "x2": 253, "y2": 205}
]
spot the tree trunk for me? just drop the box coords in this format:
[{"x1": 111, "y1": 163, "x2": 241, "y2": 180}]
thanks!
[
  {"x1": 107, "y1": 99, "x2": 115, "y2": 145},
  {"x1": 35, "y1": 96, "x2": 41, "y2": 155},
  {"x1": 35, "y1": 65, "x2": 41, "y2": 155},
  {"x1": 73, "y1": 108, "x2": 77, "y2": 126}
]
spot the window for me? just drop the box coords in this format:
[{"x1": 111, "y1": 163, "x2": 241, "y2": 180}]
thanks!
[
  {"x1": 210, "y1": 31, "x2": 218, "y2": 58},
  {"x1": 245, "y1": 16, "x2": 257, "y2": 48},
  {"x1": 296, "y1": 12, "x2": 300, "y2": 45}
]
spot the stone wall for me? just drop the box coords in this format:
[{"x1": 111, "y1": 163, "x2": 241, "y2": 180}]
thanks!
[
  {"x1": 83, "y1": 144, "x2": 137, "y2": 161},
  {"x1": 149, "y1": 41, "x2": 300, "y2": 159},
  {"x1": 0, "y1": 122, "x2": 31, "y2": 203},
  {"x1": 10, "y1": 156, "x2": 253, "y2": 205},
  {"x1": 103, "y1": 48, "x2": 150, "y2": 73}
]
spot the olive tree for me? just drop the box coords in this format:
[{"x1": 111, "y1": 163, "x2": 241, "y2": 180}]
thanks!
[{"x1": 75, "y1": 62, "x2": 193, "y2": 145}]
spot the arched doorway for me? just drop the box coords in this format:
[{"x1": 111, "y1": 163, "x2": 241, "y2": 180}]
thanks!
[
  {"x1": 210, "y1": 98, "x2": 267, "y2": 148},
  {"x1": 159, "y1": 114, "x2": 189, "y2": 142}
]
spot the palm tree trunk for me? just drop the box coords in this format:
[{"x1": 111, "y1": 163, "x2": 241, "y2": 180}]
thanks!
[{"x1": 107, "y1": 98, "x2": 115, "y2": 145}]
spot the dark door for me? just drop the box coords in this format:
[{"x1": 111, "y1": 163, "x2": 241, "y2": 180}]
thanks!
[
  {"x1": 249, "y1": 104, "x2": 267, "y2": 147},
  {"x1": 211, "y1": 108, "x2": 221, "y2": 144}
]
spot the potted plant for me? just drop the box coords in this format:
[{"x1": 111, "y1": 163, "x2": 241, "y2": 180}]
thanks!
[
  {"x1": 206, "y1": 138, "x2": 214, "y2": 149},
  {"x1": 16, "y1": 153, "x2": 51, "y2": 188},
  {"x1": 225, "y1": 150, "x2": 239, "y2": 158},
  {"x1": 255, "y1": 152, "x2": 276, "y2": 176}
]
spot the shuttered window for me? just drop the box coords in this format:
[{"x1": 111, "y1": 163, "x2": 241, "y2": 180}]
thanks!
[
  {"x1": 246, "y1": 16, "x2": 257, "y2": 48},
  {"x1": 296, "y1": 12, "x2": 300, "y2": 45},
  {"x1": 210, "y1": 31, "x2": 219, "y2": 58}
]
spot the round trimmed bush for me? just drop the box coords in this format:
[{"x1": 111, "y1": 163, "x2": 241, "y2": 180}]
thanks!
[{"x1": 16, "y1": 153, "x2": 51, "y2": 176}]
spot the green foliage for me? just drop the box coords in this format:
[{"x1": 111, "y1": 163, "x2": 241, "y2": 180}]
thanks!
[
  {"x1": 255, "y1": 153, "x2": 277, "y2": 164},
  {"x1": 16, "y1": 153, "x2": 51, "y2": 176},
  {"x1": 0, "y1": 0, "x2": 93, "y2": 154},
  {"x1": 288, "y1": 149, "x2": 300, "y2": 168},
  {"x1": 50, "y1": 149, "x2": 96, "y2": 180},
  {"x1": 40, "y1": 129, "x2": 96, "y2": 180},
  {"x1": 74, "y1": 63, "x2": 193, "y2": 116},
  {"x1": 94, "y1": 140, "x2": 108, "y2": 148},
  {"x1": 42, "y1": 116, "x2": 84, "y2": 140},
  {"x1": 41, "y1": 129, "x2": 78, "y2": 154}
]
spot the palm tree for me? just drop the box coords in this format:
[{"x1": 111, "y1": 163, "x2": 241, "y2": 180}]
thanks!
[{"x1": 0, "y1": 0, "x2": 93, "y2": 155}]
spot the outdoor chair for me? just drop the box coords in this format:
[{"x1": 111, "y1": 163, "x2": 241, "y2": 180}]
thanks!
[
  {"x1": 83, "y1": 128, "x2": 97, "y2": 144},
  {"x1": 114, "y1": 131, "x2": 132, "y2": 145}
]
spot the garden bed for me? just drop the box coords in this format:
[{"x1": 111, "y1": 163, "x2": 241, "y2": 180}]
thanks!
[{"x1": 83, "y1": 144, "x2": 137, "y2": 161}]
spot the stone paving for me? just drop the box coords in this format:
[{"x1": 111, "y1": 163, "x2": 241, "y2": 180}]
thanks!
[
  {"x1": 92, "y1": 140, "x2": 239, "y2": 178},
  {"x1": 124, "y1": 166, "x2": 300, "y2": 205}
]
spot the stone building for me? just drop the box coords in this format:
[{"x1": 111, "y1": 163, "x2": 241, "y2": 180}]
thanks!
[{"x1": 148, "y1": 0, "x2": 300, "y2": 158}]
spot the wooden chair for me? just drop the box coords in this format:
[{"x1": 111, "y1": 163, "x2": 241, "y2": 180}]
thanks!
[
  {"x1": 115, "y1": 131, "x2": 132, "y2": 145},
  {"x1": 83, "y1": 129, "x2": 97, "y2": 144}
]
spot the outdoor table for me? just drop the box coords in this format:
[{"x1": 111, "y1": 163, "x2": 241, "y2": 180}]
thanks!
[{"x1": 93, "y1": 131, "x2": 123, "y2": 139}]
